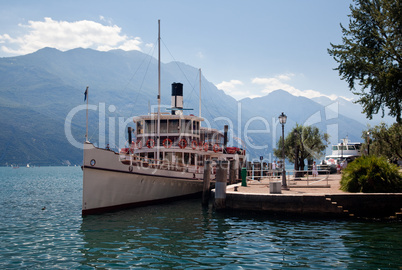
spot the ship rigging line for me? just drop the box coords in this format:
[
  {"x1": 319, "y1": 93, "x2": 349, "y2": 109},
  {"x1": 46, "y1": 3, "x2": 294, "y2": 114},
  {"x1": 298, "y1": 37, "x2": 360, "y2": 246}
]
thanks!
[
  {"x1": 160, "y1": 38, "x2": 226, "y2": 123},
  {"x1": 86, "y1": 43, "x2": 157, "y2": 148},
  {"x1": 127, "y1": 40, "x2": 157, "y2": 117}
]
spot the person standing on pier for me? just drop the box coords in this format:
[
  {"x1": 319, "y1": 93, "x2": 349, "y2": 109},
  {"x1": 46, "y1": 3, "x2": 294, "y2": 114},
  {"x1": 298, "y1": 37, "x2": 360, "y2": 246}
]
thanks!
[
  {"x1": 272, "y1": 161, "x2": 277, "y2": 177},
  {"x1": 312, "y1": 161, "x2": 318, "y2": 177}
]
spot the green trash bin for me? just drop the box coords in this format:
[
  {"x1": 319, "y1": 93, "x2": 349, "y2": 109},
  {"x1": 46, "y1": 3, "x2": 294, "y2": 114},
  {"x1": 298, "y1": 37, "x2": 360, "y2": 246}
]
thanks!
[{"x1": 241, "y1": 167, "x2": 247, "y2": 187}]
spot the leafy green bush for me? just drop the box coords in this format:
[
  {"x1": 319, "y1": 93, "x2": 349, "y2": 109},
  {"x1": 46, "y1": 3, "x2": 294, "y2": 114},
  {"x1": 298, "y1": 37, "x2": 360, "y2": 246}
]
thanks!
[{"x1": 340, "y1": 156, "x2": 402, "y2": 193}]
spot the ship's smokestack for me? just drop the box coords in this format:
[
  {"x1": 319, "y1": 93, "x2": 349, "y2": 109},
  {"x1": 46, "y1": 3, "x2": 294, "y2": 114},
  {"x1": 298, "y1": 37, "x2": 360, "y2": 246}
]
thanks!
[
  {"x1": 128, "y1": 127, "x2": 132, "y2": 145},
  {"x1": 171, "y1": 83, "x2": 183, "y2": 115},
  {"x1": 223, "y1": 125, "x2": 228, "y2": 148}
]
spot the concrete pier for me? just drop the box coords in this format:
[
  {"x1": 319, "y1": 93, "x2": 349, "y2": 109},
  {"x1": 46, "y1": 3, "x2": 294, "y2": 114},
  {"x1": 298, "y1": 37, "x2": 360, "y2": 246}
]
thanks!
[{"x1": 212, "y1": 174, "x2": 402, "y2": 219}]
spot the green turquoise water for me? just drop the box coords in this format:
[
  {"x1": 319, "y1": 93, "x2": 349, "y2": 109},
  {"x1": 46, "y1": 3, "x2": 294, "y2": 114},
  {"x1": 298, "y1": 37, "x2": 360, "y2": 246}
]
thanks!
[{"x1": 0, "y1": 167, "x2": 401, "y2": 269}]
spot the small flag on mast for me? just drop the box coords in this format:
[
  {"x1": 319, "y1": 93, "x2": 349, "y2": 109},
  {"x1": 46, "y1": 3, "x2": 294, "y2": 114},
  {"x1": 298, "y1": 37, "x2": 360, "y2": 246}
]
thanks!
[{"x1": 84, "y1": 86, "x2": 88, "y2": 101}]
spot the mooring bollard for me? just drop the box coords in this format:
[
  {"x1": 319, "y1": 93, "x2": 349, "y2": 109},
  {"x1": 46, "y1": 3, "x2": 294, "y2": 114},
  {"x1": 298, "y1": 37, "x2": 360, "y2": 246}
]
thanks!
[
  {"x1": 229, "y1": 159, "x2": 236, "y2": 185},
  {"x1": 241, "y1": 167, "x2": 247, "y2": 187},
  {"x1": 202, "y1": 160, "x2": 212, "y2": 207},
  {"x1": 214, "y1": 161, "x2": 228, "y2": 210}
]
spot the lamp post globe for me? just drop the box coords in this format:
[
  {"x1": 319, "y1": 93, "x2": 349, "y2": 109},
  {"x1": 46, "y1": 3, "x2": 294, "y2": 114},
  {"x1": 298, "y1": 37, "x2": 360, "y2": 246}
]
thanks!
[
  {"x1": 279, "y1": 112, "x2": 287, "y2": 125},
  {"x1": 278, "y1": 112, "x2": 288, "y2": 189}
]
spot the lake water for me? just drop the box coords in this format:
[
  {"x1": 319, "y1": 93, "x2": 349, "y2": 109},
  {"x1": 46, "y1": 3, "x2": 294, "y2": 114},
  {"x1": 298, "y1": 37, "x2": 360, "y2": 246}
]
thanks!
[{"x1": 0, "y1": 166, "x2": 401, "y2": 269}]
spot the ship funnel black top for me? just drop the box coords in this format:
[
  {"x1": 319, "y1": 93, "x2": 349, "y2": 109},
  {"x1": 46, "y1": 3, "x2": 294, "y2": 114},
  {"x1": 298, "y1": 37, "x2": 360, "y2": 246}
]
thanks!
[{"x1": 171, "y1": 83, "x2": 183, "y2": 115}]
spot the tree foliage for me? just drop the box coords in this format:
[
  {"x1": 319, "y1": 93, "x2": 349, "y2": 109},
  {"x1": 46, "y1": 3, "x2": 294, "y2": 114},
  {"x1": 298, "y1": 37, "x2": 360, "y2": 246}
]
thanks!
[
  {"x1": 362, "y1": 122, "x2": 402, "y2": 161},
  {"x1": 340, "y1": 155, "x2": 402, "y2": 193},
  {"x1": 328, "y1": 0, "x2": 402, "y2": 123},
  {"x1": 274, "y1": 124, "x2": 329, "y2": 170}
]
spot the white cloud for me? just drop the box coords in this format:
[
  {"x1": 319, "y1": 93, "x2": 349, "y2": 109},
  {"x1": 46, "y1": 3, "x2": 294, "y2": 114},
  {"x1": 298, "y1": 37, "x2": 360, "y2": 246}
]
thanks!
[
  {"x1": 145, "y1": 43, "x2": 154, "y2": 48},
  {"x1": 216, "y1": 80, "x2": 257, "y2": 100},
  {"x1": 276, "y1": 73, "x2": 293, "y2": 81},
  {"x1": 216, "y1": 74, "x2": 343, "y2": 101},
  {"x1": 0, "y1": 17, "x2": 143, "y2": 55},
  {"x1": 99, "y1": 15, "x2": 113, "y2": 25},
  {"x1": 216, "y1": 79, "x2": 243, "y2": 91},
  {"x1": 216, "y1": 79, "x2": 262, "y2": 100},
  {"x1": 252, "y1": 74, "x2": 338, "y2": 100},
  {"x1": 339, "y1": 96, "x2": 353, "y2": 102}
]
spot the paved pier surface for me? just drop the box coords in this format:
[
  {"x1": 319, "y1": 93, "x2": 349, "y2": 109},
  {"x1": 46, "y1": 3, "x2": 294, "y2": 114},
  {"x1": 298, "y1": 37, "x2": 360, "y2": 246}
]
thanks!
[
  {"x1": 213, "y1": 174, "x2": 402, "y2": 219},
  {"x1": 229, "y1": 174, "x2": 345, "y2": 195}
]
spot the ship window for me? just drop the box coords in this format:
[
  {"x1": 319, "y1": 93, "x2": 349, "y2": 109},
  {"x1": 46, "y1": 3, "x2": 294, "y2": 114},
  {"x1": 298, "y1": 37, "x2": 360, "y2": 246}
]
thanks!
[
  {"x1": 144, "y1": 120, "x2": 156, "y2": 134},
  {"x1": 165, "y1": 152, "x2": 173, "y2": 163},
  {"x1": 168, "y1": 119, "x2": 179, "y2": 133},
  {"x1": 137, "y1": 121, "x2": 143, "y2": 134},
  {"x1": 211, "y1": 132, "x2": 222, "y2": 144},
  {"x1": 340, "y1": 145, "x2": 347, "y2": 150},
  {"x1": 181, "y1": 120, "x2": 191, "y2": 134},
  {"x1": 190, "y1": 153, "x2": 195, "y2": 165},
  {"x1": 332, "y1": 146, "x2": 338, "y2": 151},
  {"x1": 160, "y1": 120, "x2": 167, "y2": 133},
  {"x1": 144, "y1": 121, "x2": 148, "y2": 133},
  {"x1": 348, "y1": 145, "x2": 355, "y2": 150},
  {"x1": 193, "y1": 121, "x2": 200, "y2": 135},
  {"x1": 176, "y1": 152, "x2": 182, "y2": 164},
  {"x1": 184, "y1": 153, "x2": 190, "y2": 164},
  {"x1": 355, "y1": 144, "x2": 361, "y2": 150}
]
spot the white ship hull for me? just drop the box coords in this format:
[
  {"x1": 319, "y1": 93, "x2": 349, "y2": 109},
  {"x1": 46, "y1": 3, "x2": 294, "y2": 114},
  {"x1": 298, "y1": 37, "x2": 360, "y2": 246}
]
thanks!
[{"x1": 82, "y1": 142, "x2": 204, "y2": 215}]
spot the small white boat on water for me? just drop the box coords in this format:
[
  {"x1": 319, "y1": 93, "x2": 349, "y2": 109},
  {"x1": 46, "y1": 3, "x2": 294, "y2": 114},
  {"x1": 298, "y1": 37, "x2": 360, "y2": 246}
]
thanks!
[
  {"x1": 82, "y1": 21, "x2": 246, "y2": 215},
  {"x1": 320, "y1": 137, "x2": 362, "y2": 172}
]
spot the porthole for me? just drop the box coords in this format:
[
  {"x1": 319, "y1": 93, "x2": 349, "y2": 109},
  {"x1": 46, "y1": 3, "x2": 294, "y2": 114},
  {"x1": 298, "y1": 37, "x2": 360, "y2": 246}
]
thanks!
[{"x1": 90, "y1": 159, "x2": 96, "y2": 166}]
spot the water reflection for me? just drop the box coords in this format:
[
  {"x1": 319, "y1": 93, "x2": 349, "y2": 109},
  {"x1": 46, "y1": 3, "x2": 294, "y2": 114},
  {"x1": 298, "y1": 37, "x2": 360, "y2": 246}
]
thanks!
[
  {"x1": 79, "y1": 200, "x2": 402, "y2": 269},
  {"x1": 339, "y1": 222, "x2": 402, "y2": 269},
  {"x1": 80, "y1": 200, "x2": 232, "y2": 268},
  {"x1": 2, "y1": 167, "x2": 400, "y2": 269}
]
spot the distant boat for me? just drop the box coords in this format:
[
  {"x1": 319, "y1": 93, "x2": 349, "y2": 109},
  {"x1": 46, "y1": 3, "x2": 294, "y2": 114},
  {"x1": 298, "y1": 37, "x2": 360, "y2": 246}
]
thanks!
[
  {"x1": 26, "y1": 164, "x2": 30, "y2": 168},
  {"x1": 320, "y1": 137, "x2": 362, "y2": 173},
  {"x1": 82, "y1": 21, "x2": 246, "y2": 215}
]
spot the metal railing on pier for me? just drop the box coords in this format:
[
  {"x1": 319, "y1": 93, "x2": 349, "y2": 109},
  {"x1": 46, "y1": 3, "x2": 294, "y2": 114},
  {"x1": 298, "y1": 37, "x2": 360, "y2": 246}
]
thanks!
[{"x1": 245, "y1": 169, "x2": 330, "y2": 187}]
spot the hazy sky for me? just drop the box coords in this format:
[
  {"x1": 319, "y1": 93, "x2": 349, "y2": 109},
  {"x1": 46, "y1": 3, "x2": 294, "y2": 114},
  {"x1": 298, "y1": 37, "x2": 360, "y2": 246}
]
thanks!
[{"x1": 0, "y1": 0, "x2": 354, "y2": 101}]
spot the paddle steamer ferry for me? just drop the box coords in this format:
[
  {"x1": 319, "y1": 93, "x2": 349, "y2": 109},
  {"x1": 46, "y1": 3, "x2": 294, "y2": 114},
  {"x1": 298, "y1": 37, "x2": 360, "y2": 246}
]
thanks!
[{"x1": 82, "y1": 22, "x2": 246, "y2": 215}]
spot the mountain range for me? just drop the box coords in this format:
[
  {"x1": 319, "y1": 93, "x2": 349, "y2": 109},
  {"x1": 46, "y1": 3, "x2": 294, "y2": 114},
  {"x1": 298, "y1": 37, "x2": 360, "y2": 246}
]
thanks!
[{"x1": 0, "y1": 47, "x2": 384, "y2": 166}]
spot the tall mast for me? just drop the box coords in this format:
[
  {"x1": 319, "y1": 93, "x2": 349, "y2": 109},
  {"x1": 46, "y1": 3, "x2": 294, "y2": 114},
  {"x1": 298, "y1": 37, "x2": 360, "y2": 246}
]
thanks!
[
  {"x1": 85, "y1": 86, "x2": 89, "y2": 142},
  {"x1": 199, "y1": 68, "x2": 201, "y2": 118},
  {"x1": 156, "y1": 20, "x2": 161, "y2": 162}
]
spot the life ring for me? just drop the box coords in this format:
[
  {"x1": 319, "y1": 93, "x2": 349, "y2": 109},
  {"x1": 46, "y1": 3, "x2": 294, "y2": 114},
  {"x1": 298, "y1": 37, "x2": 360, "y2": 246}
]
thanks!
[
  {"x1": 213, "y1": 144, "x2": 220, "y2": 153},
  {"x1": 146, "y1": 138, "x2": 155, "y2": 148},
  {"x1": 179, "y1": 138, "x2": 187, "y2": 149},
  {"x1": 163, "y1": 138, "x2": 172, "y2": 148},
  {"x1": 136, "y1": 139, "x2": 142, "y2": 149},
  {"x1": 203, "y1": 143, "x2": 209, "y2": 151},
  {"x1": 191, "y1": 140, "x2": 198, "y2": 150}
]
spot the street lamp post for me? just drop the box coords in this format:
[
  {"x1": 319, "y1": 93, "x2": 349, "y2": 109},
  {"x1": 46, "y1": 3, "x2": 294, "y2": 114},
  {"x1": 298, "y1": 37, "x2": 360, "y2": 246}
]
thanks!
[
  {"x1": 341, "y1": 141, "x2": 344, "y2": 162},
  {"x1": 279, "y1": 112, "x2": 288, "y2": 189},
  {"x1": 294, "y1": 131, "x2": 298, "y2": 172}
]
